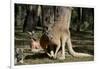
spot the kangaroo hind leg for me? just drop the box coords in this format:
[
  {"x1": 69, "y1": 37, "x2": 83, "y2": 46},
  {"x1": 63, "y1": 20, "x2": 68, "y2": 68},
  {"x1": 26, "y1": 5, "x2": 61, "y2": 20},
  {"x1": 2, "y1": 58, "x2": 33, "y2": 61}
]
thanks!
[{"x1": 66, "y1": 32, "x2": 92, "y2": 57}]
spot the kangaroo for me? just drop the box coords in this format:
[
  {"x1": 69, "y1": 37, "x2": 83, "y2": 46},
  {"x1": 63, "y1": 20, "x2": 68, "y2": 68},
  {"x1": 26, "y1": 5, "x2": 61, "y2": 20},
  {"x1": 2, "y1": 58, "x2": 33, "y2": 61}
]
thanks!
[
  {"x1": 30, "y1": 37, "x2": 43, "y2": 53},
  {"x1": 40, "y1": 6, "x2": 92, "y2": 60}
]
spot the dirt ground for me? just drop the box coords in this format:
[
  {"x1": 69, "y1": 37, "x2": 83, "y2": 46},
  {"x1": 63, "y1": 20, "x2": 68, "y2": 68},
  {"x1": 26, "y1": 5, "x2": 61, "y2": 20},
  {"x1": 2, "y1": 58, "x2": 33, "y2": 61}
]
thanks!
[
  {"x1": 16, "y1": 52, "x2": 94, "y2": 65},
  {"x1": 15, "y1": 26, "x2": 94, "y2": 65}
]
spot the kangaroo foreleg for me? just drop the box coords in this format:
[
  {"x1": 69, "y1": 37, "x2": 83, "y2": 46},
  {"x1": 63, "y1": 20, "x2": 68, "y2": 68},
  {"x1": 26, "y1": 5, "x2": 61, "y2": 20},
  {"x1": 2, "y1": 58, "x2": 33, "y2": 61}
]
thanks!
[{"x1": 54, "y1": 42, "x2": 61, "y2": 59}]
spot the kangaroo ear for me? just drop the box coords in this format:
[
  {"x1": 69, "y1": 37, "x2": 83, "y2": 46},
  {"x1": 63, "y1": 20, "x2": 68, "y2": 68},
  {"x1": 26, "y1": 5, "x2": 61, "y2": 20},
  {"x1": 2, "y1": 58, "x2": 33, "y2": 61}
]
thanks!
[{"x1": 27, "y1": 32, "x2": 33, "y2": 39}]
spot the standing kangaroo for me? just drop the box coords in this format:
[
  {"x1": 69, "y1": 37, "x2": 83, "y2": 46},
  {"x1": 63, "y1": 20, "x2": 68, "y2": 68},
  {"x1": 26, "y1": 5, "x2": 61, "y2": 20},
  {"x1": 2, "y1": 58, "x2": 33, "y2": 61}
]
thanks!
[{"x1": 40, "y1": 6, "x2": 92, "y2": 60}]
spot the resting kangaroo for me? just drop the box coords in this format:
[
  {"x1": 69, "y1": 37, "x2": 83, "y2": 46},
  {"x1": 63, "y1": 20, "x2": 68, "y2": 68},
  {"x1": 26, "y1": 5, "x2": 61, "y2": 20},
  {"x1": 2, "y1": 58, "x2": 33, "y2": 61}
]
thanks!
[{"x1": 40, "y1": 6, "x2": 92, "y2": 60}]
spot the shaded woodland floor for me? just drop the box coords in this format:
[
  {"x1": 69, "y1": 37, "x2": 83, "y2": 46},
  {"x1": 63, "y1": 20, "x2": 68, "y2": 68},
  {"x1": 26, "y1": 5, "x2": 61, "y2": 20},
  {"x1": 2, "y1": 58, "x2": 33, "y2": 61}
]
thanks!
[{"x1": 15, "y1": 26, "x2": 94, "y2": 65}]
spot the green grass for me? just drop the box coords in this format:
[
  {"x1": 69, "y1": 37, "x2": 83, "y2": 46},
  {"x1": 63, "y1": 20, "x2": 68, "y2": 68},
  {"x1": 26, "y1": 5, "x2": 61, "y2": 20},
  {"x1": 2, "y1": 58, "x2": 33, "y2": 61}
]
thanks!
[{"x1": 16, "y1": 54, "x2": 93, "y2": 65}]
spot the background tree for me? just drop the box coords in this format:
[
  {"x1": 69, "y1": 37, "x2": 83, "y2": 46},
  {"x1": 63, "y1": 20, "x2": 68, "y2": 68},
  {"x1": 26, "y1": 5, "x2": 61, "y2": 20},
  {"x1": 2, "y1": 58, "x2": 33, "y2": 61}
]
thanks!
[{"x1": 15, "y1": 4, "x2": 94, "y2": 33}]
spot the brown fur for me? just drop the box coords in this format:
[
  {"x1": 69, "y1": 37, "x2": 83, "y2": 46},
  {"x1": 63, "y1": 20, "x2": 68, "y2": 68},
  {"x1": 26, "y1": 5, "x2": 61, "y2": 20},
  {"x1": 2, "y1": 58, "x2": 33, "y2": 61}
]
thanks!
[
  {"x1": 30, "y1": 38, "x2": 43, "y2": 53},
  {"x1": 40, "y1": 7, "x2": 92, "y2": 60}
]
